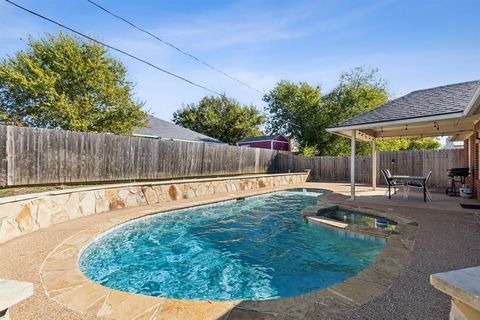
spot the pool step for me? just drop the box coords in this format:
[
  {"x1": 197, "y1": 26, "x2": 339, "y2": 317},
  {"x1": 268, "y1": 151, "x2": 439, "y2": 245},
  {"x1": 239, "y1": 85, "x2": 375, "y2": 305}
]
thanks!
[{"x1": 306, "y1": 216, "x2": 348, "y2": 229}]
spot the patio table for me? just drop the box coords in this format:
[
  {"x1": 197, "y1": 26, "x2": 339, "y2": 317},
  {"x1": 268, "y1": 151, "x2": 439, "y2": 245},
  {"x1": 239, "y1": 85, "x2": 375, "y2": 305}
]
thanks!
[{"x1": 391, "y1": 175, "x2": 428, "y2": 202}]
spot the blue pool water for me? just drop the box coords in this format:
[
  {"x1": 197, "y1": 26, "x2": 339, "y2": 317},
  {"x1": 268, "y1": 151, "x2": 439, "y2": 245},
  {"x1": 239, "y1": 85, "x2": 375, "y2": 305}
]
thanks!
[{"x1": 79, "y1": 191, "x2": 385, "y2": 301}]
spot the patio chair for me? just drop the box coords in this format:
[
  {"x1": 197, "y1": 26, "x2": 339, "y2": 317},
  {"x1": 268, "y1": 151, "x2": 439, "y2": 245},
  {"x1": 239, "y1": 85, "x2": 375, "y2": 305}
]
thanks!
[
  {"x1": 381, "y1": 169, "x2": 406, "y2": 199},
  {"x1": 405, "y1": 170, "x2": 433, "y2": 201}
]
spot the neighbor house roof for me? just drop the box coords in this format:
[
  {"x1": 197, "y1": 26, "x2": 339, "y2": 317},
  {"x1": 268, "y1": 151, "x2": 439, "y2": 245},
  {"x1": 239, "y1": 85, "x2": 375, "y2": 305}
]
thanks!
[
  {"x1": 133, "y1": 115, "x2": 224, "y2": 144},
  {"x1": 238, "y1": 134, "x2": 287, "y2": 143},
  {"x1": 331, "y1": 80, "x2": 480, "y2": 129}
]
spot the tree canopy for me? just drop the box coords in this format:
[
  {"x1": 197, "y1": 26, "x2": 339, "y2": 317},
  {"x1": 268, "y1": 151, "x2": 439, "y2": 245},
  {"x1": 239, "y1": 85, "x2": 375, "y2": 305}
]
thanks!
[
  {"x1": 264, "y1": 67, "x2": 441, "y2": 155},
  {"x1": 376, "y1": 138, "x2": 441, "y2": 152},
  {"x1": 172, "y1": 95, "x2": 266, "y2": 145},
  {"x1": 0, "y1": 32, "x2": 147, "y2": 134}
]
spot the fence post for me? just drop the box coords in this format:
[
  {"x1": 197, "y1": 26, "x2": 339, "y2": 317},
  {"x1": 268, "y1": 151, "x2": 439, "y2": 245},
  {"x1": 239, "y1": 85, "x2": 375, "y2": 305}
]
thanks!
[
  {"x1": 200, "y1": 142, "x2": 206, "y2": 176},
  {"x1": 254, "y1": 148, "x2": 260, "y2": 173},
  {"x1": 0, "y1": 126, "x2": 6, "y2": 187},
  {"x1": 6, "y1": 126, "x2": 14, "y2": 186}
]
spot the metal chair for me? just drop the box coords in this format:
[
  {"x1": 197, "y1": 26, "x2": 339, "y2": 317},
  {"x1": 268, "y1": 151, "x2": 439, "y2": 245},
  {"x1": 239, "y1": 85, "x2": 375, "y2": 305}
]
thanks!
[
  {"x1": 381, "y1": 169, "x2": 406, "y2": 199},
  {"x1": 405, "y1": 170, "x2": 433, "y2": 201}
]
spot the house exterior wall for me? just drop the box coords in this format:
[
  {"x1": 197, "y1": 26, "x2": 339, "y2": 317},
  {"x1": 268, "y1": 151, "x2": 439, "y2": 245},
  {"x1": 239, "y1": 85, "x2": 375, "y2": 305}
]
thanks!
[
  {"x1": 274, "y1": 135, "x2": 289, "y2": 143},
  {"x1": 238, "y1": 136, "x2": 290, "y2": 151},
  {"x1": 239, "y1": 141, "x2": 272, "y2": 149},
  {"x1": 273, "y1": 140, "x2": 290, "y2": 151}
]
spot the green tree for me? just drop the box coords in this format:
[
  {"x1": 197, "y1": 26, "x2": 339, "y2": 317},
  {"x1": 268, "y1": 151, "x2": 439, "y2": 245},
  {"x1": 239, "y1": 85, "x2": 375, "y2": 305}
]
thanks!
[
  {"x1": 322, "y1": 67, "x2": 389, "y2": 155},
  {"x1": 264, "y1": 67, "x2": 441, "y2": 155},
  {"x1": 172, "y1": 95, "x2": 266, "y2": 145},
  {"x1": 0, "y1": 111, "x2": 7, "y2": 124},
  {"x1": 264, "y1": 67, "x2": 389, "y2": 155},
  {"x1": 263, "y1": 80, "x2": 324, "y2": 152},
  {"x1": 0, "y1": 32, "x2": 147, "y2": 134},
  {"x1": 376, "y1": 138, "x2": 441, "y2": 151},
  {"x1": 299, "y1": 144, "x2": 318, "y2": 157}
]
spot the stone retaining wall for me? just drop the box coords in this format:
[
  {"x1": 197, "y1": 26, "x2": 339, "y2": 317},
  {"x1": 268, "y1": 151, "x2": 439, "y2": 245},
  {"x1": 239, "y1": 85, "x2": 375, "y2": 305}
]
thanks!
[{"x1": 0, "y1": 172, "x2": 309, "y2": 243}]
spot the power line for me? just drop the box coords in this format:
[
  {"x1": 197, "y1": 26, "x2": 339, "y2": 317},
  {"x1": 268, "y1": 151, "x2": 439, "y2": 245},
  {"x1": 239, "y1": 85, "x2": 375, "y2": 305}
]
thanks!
[
  {"x1": 4, "y1": 0, "x2": 224, "y2": 96},
  {"x1": 86, "y1": 0, "x2": 264, "y2": 95}
]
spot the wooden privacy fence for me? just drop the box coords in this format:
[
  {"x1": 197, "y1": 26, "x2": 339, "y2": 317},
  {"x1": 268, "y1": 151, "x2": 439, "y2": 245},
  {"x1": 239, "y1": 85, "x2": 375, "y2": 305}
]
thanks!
[
  {"x1": 277, "y1": 149, "x2": 464, "y2": 189},
  {"x1": 0, "y1": 125, "x2": 465, "y2": 188},
  {"x1": 0, "y1": 126, "x2": 281, "y2": 186}
]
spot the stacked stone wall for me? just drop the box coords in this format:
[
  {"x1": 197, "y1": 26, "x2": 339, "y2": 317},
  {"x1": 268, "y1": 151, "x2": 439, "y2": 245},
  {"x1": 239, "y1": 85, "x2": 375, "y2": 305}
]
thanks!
[{"x1": 0, "y1": 172, "x2": 309, "y2": 243}]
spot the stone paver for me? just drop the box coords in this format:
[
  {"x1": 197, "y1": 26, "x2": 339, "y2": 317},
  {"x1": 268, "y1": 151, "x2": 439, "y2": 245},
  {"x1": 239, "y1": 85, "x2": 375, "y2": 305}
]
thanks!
[
  {"x1": 431, "y1": 266, "x2": 480, "y2": 311},
  {"x1": 0, "y1": 279, "x2": 33, "y2": 320}
]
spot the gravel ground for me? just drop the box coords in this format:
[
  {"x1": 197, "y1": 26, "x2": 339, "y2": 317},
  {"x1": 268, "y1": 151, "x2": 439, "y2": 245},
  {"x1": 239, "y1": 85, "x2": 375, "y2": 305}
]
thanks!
[
  {"x1": 0, "y1": 219, "x2": 105, "y2": 320},
  {"x1": 329, "y1": 195, "x2": 480, "y2": 320}
]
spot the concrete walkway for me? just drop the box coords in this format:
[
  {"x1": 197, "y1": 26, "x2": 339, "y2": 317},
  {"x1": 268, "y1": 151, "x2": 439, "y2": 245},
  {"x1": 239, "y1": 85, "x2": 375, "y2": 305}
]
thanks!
[{"x1": 0, "y1": 182, "x2": 479, "y2": 319}]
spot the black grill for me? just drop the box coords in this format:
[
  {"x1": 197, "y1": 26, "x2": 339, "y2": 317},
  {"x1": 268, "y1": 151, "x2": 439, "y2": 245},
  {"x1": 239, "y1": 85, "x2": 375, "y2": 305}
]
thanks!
[{"x1": 446, "y1": 167, "x2": 470, "y2": 196}]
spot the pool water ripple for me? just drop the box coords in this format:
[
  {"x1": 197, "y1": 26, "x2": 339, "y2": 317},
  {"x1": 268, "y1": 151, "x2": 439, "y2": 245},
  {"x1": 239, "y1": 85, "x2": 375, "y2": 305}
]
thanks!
[{"x1": 79, "y1": 191, "x2": 385, "y2": 301}]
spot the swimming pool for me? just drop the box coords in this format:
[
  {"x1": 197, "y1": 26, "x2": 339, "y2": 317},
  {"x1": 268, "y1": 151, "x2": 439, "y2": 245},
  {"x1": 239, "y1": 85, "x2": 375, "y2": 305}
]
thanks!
[{"x1": 79, "y1": 191, "x2": 385, "y2": 301}]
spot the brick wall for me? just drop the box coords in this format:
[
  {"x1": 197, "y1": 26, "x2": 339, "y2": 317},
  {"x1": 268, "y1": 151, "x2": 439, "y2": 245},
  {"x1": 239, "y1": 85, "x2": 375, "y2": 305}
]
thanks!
[
  {"x1": 474, "y1": 123, "x2": 480, "y2": 199},
  {"x1": 464, "y1": 125, "x2": 480, "y2": 199}
]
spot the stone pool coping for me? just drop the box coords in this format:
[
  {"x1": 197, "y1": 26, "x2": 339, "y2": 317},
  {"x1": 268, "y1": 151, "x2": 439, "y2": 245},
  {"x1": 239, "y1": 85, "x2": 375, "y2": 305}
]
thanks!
[
  {"x1": 0, "y1": 172, "x2": 309, "y2": 205},
  {"x1": 39, "y1": 186, "x2": 417, "y2": 320}
]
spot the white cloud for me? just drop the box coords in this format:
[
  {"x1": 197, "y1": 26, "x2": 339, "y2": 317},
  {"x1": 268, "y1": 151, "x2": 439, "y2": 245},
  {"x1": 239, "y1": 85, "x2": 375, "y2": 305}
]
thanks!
[
  {"x1": 149, "y1": 0, "x2": 391, "y2": 52},
  {"x1": 153, "y1": 17, "x2": 305, "y2": 51}
]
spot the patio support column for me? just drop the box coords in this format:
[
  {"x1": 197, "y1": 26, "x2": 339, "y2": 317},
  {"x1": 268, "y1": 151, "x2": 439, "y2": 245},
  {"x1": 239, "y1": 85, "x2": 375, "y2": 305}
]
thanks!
[
  {"x1": 351, "y1": 130, "x2": 356, "y2": 200},
  {"x1": 372, "y1": 139, "x2": 377, "y2": 191}
]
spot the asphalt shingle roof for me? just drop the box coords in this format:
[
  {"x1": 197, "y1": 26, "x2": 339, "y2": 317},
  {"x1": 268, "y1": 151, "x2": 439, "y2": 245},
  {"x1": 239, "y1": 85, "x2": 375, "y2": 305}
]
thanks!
[
  {"x1": 332, "y1": 80, "x2": 480, "y2": 128},
  {"x1": 133, "y1": 115, "x2": 224, "y2": 144},
  {"x1": 238, "y1": 134, "x2": 283, "y2": 143}
]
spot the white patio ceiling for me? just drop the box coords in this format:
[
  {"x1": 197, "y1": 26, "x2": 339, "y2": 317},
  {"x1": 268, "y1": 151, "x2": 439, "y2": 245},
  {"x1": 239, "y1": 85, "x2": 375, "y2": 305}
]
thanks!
[{"x1": 327, "y1": 114, "x2": 479, "y2": 142}]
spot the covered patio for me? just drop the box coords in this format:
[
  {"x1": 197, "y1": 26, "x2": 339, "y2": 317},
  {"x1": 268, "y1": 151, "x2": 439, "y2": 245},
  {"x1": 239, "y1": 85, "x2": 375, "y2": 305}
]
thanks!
[
  {"x1": 327, "y1": 80, "x2": 480, "y2": 320},
  {"x1": 327, "y1": 80, "x2": 480, "y2": 200}
]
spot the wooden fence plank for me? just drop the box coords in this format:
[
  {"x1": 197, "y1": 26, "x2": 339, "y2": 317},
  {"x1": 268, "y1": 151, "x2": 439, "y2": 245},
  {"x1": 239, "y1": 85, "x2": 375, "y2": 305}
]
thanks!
[
  {"x1": 0, "y1": 126, "x2": 6, "y2": 187},
  {"x1": 290, "y1": 149, "x2": 464, "y2": 188},
  {"x1": 0, "y1": 125, "x2": 466, "y2": 188}
]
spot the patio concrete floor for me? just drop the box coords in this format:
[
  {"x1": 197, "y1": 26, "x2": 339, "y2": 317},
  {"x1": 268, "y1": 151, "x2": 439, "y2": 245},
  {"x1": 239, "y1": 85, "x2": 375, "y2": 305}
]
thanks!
[
  {"x1": 1, "y1": 182, "x2": 479, "y2": 319},
  {"x1": 316, "y1": 183, "x2": 480, "y2": 320}
]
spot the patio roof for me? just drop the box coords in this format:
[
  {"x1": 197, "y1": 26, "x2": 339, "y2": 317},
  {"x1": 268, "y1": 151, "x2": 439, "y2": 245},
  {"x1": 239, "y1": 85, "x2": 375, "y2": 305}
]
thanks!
[
  {"x1": 326, "y1": 79, "x2": 480, "y2": 200},
  {"x1": 238, "y1": 134, "x2": 285, "y2": 143},
  {"x1": 327, "y1": 80, "x2": 480, "y2": 142}
]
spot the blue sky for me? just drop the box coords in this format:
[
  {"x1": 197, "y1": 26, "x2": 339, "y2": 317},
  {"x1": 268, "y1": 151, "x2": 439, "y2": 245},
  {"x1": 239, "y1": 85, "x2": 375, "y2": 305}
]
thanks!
[{"x1": 1, "y1": 0, "x2": 479, "y2": 121}]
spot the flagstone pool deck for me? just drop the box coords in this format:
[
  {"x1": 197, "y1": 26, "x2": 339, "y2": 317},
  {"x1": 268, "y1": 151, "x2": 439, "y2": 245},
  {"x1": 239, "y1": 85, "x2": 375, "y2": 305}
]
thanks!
[{"x1": 1, "y1": 182, "x2": 480, "y2": 319}]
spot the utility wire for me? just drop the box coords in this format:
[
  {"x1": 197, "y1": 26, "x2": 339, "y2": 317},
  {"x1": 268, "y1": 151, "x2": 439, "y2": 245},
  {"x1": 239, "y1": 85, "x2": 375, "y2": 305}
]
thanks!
[
  {"x1": 86, "y1": 0, "x2": 264, "y2": 95},
  {"x1": 4, "y1": 0, "x2": 224, "y2": 96}
]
